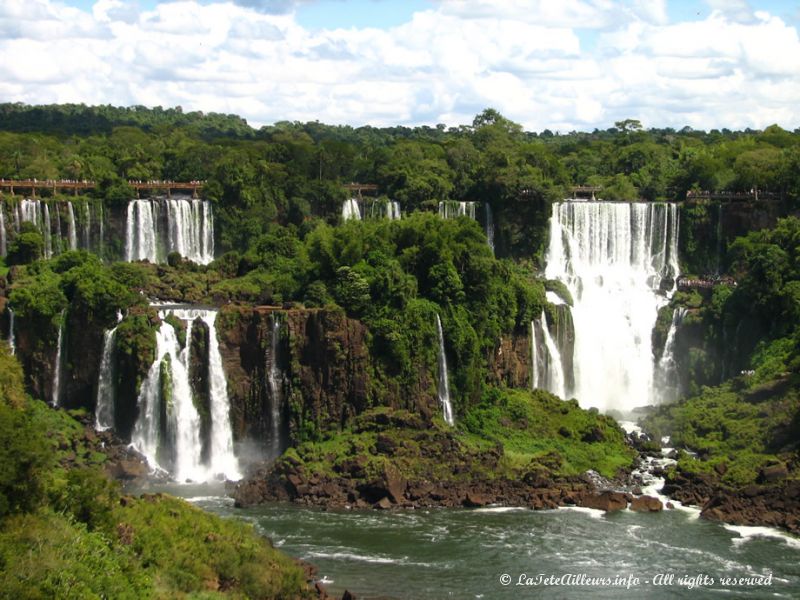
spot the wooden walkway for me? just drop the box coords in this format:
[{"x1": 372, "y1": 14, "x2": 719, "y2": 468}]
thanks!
[{"x1": 0, "y1": 179, "x2": 205, "y2": 198}]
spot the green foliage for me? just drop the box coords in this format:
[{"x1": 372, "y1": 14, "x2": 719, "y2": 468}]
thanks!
[{"x1": 6, "y1": 222, "x2": 44, "y2": 265}]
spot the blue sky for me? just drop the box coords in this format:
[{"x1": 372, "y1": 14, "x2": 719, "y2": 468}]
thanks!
[{"x1": 4, "y1": 0, "x2": 800, "y2": 130}]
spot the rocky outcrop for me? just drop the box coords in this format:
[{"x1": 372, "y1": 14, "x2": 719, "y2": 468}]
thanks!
[
  {"x1": 488, "y1": 332, "x2": 531, "y2": 389},
  {"x1": 701, "y1": 481, "x2": 800, "y2": 535}
]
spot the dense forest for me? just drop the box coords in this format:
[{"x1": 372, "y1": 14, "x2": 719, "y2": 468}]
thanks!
[{"x1": 1, "y1": 103, "x2": 800, "y2": 596}]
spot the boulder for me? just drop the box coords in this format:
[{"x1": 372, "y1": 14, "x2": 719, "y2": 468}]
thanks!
[
  {"x1": 463, "y1": 492, "x2": 489, "y2": 508},
  {"x1": 630, "y1": 495, "x2": 663, "y2": 512},
  {"x1": 579, "y1": 490, "x2": 628, "y2": 512},
  {"x1": 758, "y1": 463, "x2": 788, "y2": 483}
]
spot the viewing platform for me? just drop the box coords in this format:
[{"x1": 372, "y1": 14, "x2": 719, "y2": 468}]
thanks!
[
  {"x1": 0, "y1": 179, "x2": 205, "y2": 198},
  {"x1": 343, "y1": 182, "x2": 379, "y2": 197},
  {"x1": 686, "y1": 190, "x2": 778, "y2": 202},
  {"x1": 677, "y1": 275, "x2": 737, "y2": 291}
]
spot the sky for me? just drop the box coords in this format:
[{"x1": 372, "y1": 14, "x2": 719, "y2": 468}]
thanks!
[{"x1": 1, "y1": 0, "x2": 799, "y2": 132}]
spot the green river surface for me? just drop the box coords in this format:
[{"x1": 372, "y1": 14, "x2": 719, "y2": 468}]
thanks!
[{"x1": 147, "y1": 483, "x2": 800, "y2": 600}]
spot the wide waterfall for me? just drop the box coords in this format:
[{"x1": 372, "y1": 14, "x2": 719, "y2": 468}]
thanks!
[
  {"x1": 131, "y1": 307, "x2": 240, "y2": 481},
  {"x1": 95, "y1": 327, "x2": 118, "y2": 431},
  {"x1": 435, "y1": 314, "x2": 455, "y2": 425},
  {"x1": 266, "y1": 314, "x2": 286, "y2": 458},
  {"x1": 369, "y1": 199, "x2": 401, "y2": 220},
  {"x1": 342, "y1": 198, "x2": 361, "y2": 221},
  {"x1": 125, "y1": 197, "x2": 215, "y2": 265},
  {"x1": 546, "y1": 201, "x2": 679, "y2": 412},
  {"x1": 438, "y1": 200, "x2": 477, "y2": 220}
]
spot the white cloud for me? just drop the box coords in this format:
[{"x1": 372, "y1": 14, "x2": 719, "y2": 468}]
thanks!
[{"x1": 0, "y1": 0, "x2": 798, "y2": 131}]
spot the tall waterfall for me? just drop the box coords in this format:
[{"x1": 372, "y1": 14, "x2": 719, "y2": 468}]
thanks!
[
  {"x1": 342, "y1": 198, "x2": 361, "y2": 221},
  {"x1": 530, "y1": 320, "x2": 538, "y2": 390},
  {"x1": 545, "y1": 201, "x2": 680, "y2": 412},
  {"x1": 539, "y1": 310, "x2": 566, "y2": 398},
  {"x1": 656, "y1": 307, "x2": 687, "y2": 403},
  {"x1": 95, "y1": 327, "x2": 118, "y2": 431},
  {"x1": 266, "y1": 314, "x2": 286, "y2": 458},
  {"x1": 7, "y1": 307, "x2": 14, "y2": 355},
  {"x1": 125, "y1": 198, "x2": 214, "y2": 265},
  {"x1": 438, "y1": 201, "x2": 477, "y2": 220},
  {"x1": 435, "y1": 314, "x2": 455, "y2": 425},
  {"x1": 66, "y1": 202, "x2": 77, "y2": 250},
  {"x1": 17, "y1": 200, "x2": 53, "y2": 258},
  {"x1": 52, "y1": 313, "x2": 65, "y2": 406},
  {"x1": 131, "y1": 307, "x2": 240, "y2": 481},
  {"x1": 485, "y1": 203, "x2": 495, "y2": 253},
  {"x1": 82, "y1": 202, "x2": 91, "y2": 250},
  {"x1": 0, "y1": 203, "x2": 6, "y2": 257}
]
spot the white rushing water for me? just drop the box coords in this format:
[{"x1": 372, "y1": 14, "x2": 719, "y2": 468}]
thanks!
[
  {"x1": 438, "y1": 200, "x2": 476, "y2": 220},
  {"x1": 52, "y1": 313, "x2": 65, "y2": 406},
  {"x1": 17, "y1": 200, "x2": 54, "y2": 258},
  {"x1": 530, "y1": 320, "x2": 538, "y2": 390},
  {"x1": 125, "y1": 198, "x2": 215, "y2": 264},
  {"x1": 484, "y1": 203, "x2": 495, "y2": 253},
  {"x1": 546, "y1": 201, "x2": 679, "y2": 412},
  {"x1": 7, "y1": 307, "x2": 15, "y2": 355},
  {"x1": 656, "y1": 307, "x2": 688, "y2": 403},
  {"x1": 266, "y1": 314, "x2": 285, "y2": 458},
  {"x1": 82, "y1": 202, "x2": 91, "y2": 250},
  {"x1": 342, "y1": 198, "x2": 361, "y2": 221},
  {"x1": 0, "y1": 203, "x2": 6, "y2": 257},
  {"x1": 435, "y1": 314, "x2": 455, "y2": 425},
  {"x1": 66, "y1": 202, "x2": 77, "y2": 250},
  {"x1": 370, "y1": 200, "x2": 400, "y2": 220},
  {"x1": 131, "y1": 307, "x2": 240, "y2": 482},
  {"x1": 538, "y1": 309, "x2": 566, "y2": 398},
  {"x1": 95, "y1": 327, "x2": 118, "y2": 431}
]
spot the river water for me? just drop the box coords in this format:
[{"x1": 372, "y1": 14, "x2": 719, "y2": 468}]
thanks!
[{"x1": 159, "y1": 485, "x2": 800, "y2": 600}]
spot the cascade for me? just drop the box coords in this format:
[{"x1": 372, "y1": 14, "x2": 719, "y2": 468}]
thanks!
[
  {"x1": 53, "y1": 203, "x2": 63, "y2": 255},
  {"x1": 266, "y1": 314, "x2": 286, "y2": 458},
  {"x1": 656, "y1": 307, "x2": 687, "y2": 403},
  {"x1": 95, "y1": 327, "x2": 118, "y2": 431},
  {"x1": 125, "y1": 198, "x2": 214, "y2": 265},
  {"x1": 7, "y1": 307, "x2": 15, "y2": 355},
  {"x1": 438, "y1": 200, "x2": 476, "y2": 220},
  {"x1": 67, "y1": 202, "x2": 77, "y2": 250},
  {"x1": 370, "y1": 199, "x2": 400, "y2": 220},
  {"x1": 0, "y1": 203, "x2": 5, "y2": 257},
  {"x1": 485, "y1": 203, "x2": 495, "y2": 253},
  {"x1": 131, "y1": 307, "x2": 240, "y2": 481},
  {"x1": 43, "y1": 203, "x2": 52, "y2": 258},
  {"x1": 98, "y1": 203, "x2": 104, "y2": 255},
  {"x1": 530, "y1": 320, "x2": 538, "y2": 390},
  {"x1": 342, "y1": 198, "x2": 361, "y2": 221},
  {"x1": 546, "y1": 201, "x2": 680, "y2": 412},
  {"x1": 82, "y1": 202, "x2": 91, "y2": 250},
  {"x1": 539, "y1": 309, "x2": 566, "y2": 398},
  {"x1": 52, "y1": 313, "x2": 65, "y2": 406},
  {"x1": 435, "y1": 314, "x2": 455, "y2": 425}
]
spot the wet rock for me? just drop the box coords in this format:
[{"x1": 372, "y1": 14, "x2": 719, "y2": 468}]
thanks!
[
  {"x1": 630, "y1": 495, "x2": 663, "y2": 512},
  {"x1": 758, "y1": 463, "x2": 788, "y2": 483},
  {"x1": 579, "y1": 490, "x2": 628, "y2": 512}
]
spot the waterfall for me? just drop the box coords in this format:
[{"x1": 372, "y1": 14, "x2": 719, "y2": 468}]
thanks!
[
  {"x1": 18, "y1": 200, "x2": 53, "y2": 258},
  {"x1": 82, "y1": 202, "x2": 91, "y2": 250},
  {"x1": 53, "y1": 203, "x2": 63, "y2": 255},
  {"x1": 656, "y1": 307, "x2": 687, "y2": 403},
  {"x1": 52, "y1": 313, "x2": 65, "y2": 406},
  {"x1": 370, "y1": 199, "x2": 400, "y2": 220},
  {"x1": 66, "y1": 202, "x2": 77, "y2": 251},
  {"x1": 435, "y1": 314, "x2": 455, "y2": 425},
  {"x1": 266, "y1": 314, "x2": 286, "y2": 458},
  {"x1": 43, "y1": 203, "x2": 52, "y2": 258},
  {"x1": 7, "y1": 307, "x2": 14, "y2": 355},
  {"x1": 95, "y1": 327, "x2": 118, "y2": 431},
  {"x1": 125, "y1": 199, "x2": 158, "y2": 262},
  {"x1": 342, "y1": 198, "x2": 361, "y2": 221},
  {"x1": 539, "y1": 310, "x2": 566, "y2": 398},
  {"x1": 485, "y1": 203, "x2": 495, "y2": 253},
  {"x1": 98, "y1": 203, "x2": 104, "y2": 256},
  {"x1": 131, "y1": 307, "x2": 240, "y2": 481},
  {"x1": 438, "y1": 201, "x2": 476, "y2": 220},
  {"x1": 545, "y1": 201, "x2": 680, "y2": 412},
  {"x1": 530, "y1": 320, "x2": 538, "y2": 390},
  {"x1": 0, "y1": 203, "x2": 6, "y2": 257},
  {"x1": 125, "y1": 198, "x2": 214, "y2": 265}
]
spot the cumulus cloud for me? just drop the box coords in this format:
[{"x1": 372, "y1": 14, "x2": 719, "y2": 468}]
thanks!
[{"x1": 0, "y1": 0, "x2": 798, "y2": 131}]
